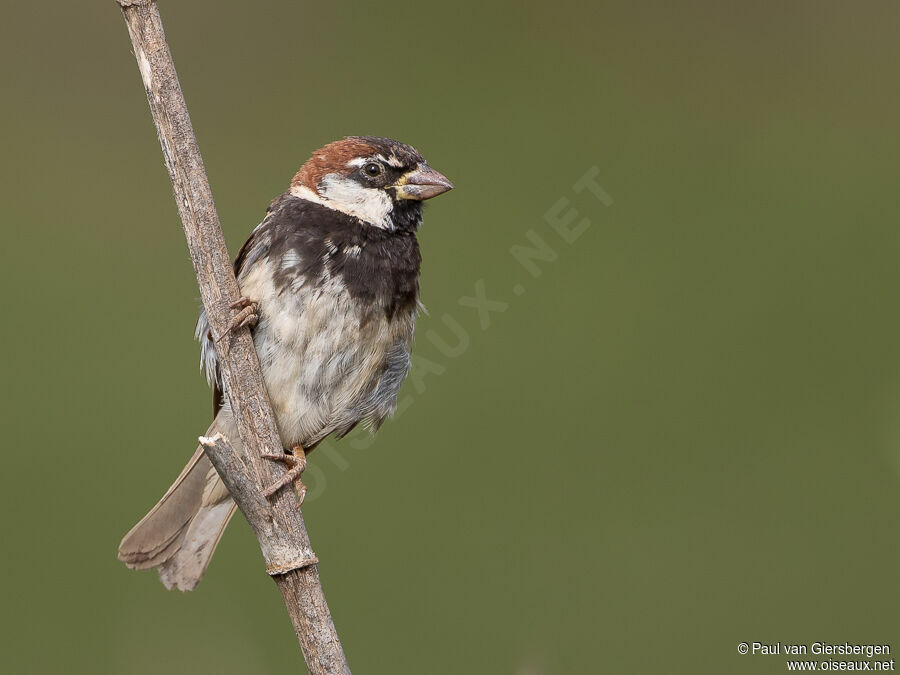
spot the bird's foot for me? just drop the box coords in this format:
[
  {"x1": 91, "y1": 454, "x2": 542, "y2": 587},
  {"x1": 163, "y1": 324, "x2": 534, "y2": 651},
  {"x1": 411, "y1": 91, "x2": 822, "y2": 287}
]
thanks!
[
  {"x1": 217, "y1": 296, "x2": 259, "y2": 342},
  {"x1": 261, "y1": 446, "x2": 307, "y2": 505}
]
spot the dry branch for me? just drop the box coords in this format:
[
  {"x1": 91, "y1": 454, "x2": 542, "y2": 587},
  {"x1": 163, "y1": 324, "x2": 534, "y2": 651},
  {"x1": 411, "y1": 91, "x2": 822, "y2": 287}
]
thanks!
[{"x1": 115, "y1": 1, "x2": 349, "y2": 672}]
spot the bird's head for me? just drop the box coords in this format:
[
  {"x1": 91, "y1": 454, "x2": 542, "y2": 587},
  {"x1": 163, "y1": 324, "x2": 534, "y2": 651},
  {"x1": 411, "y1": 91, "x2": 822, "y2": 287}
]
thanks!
[{"x1": 290, "y1": 136, "x2": 454, "y2": 232}]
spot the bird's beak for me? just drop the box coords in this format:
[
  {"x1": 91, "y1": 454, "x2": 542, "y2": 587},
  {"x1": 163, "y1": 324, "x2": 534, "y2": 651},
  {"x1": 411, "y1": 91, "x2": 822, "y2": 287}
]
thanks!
[{"x1": 393, "y1": 165, "x2": 454, "y2": 200}]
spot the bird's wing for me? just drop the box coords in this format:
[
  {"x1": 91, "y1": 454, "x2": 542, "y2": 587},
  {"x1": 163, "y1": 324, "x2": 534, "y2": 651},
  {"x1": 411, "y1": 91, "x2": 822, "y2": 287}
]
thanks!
[{"x1": 210, "y1": 198, "x2": 286, "y2": 418}]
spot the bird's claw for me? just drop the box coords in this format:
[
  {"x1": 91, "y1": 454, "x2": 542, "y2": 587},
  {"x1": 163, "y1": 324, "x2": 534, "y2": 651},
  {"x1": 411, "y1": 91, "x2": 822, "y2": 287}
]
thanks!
[
  {"x1": 261, "y1": 446, "x2": 307, "y2": 506},
  {"x1": 217, "y1": 296, "x2": 259, "y2": 342}
]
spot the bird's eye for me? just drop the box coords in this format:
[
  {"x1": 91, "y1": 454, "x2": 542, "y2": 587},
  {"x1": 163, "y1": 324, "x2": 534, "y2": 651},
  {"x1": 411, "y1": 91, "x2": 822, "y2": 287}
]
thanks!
[{"x1": 363, "y1": 162, "x2": 383, "y2": 177}]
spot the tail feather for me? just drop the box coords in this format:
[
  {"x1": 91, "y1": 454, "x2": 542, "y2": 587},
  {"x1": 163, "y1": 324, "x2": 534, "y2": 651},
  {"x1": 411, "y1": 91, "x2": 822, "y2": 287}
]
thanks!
[
  {"x1": 118, "y1": 415, "x2": 238, "y2": 591},
  {"x1": 117, "y1": 448, "x2": 209, "y2": 569},
  {"x1": 157, "y1": 498, "x2": 237, "y2": 591}
]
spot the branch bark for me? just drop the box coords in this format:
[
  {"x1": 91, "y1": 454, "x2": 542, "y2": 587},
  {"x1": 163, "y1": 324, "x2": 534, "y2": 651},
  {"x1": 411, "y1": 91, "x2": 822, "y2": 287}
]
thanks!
[{"x1": 115, "y1": 2, "x2": 350, "y2": 672}]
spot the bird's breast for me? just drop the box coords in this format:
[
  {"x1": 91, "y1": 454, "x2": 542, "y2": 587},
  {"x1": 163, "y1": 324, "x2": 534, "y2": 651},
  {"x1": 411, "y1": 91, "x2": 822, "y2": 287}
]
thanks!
[{"x1": 238, "y1": 256, "x2": 415, "y2": 448}]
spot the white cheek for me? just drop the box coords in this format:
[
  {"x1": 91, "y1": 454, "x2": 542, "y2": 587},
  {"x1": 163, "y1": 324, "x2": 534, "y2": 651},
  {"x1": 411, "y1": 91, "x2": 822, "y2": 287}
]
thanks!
[{"x1": 317, "y1": 174, "x2": 394, "y2": 229}]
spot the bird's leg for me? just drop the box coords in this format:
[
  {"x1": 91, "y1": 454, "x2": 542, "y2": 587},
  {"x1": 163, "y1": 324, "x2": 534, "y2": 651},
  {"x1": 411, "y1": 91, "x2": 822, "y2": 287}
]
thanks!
[
  {"x1": 217, "y1": 296, "x2": 259, "y2": 342},
  {"x1": 260, "y1": 445, "x2": 307, "y2": 505}
]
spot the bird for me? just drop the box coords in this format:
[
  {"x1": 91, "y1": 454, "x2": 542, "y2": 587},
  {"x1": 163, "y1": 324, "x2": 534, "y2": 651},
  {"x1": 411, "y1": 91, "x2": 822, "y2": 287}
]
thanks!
[{"x1": 117, "y1": 136, "x2": 453, "y2": 591}]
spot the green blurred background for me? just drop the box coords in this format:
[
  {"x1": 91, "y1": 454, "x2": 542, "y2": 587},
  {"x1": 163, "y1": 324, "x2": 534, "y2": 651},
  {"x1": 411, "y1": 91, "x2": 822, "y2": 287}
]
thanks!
[{"x1": 2, "y1": 1, "x2": 900, "y2": 673}]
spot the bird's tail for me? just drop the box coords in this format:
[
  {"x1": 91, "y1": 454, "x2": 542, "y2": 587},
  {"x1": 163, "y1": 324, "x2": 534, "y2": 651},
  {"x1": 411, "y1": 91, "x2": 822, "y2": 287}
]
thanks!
[{"x1": 117, "y1": 416, "x2": 237, "y2": 591}]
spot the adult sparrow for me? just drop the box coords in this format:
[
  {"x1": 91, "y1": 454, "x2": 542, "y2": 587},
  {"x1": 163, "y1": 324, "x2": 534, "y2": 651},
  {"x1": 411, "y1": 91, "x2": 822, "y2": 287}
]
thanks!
[{"x1": 118, "y1": 136, "x2": 453, "y2": 590}]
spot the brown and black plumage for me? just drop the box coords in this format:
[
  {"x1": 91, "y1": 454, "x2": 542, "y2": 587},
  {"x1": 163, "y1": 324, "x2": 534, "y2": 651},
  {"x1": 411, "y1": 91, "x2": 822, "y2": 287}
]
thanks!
[{"x1": 118, "y1": 137, "x2": 453, "y2": 590}]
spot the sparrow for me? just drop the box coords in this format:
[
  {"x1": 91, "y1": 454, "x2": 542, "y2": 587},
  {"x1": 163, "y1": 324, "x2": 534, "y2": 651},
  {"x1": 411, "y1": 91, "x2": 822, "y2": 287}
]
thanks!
[{"x1": 117, "y1": 136, "x2": 453, "y2": 591}]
